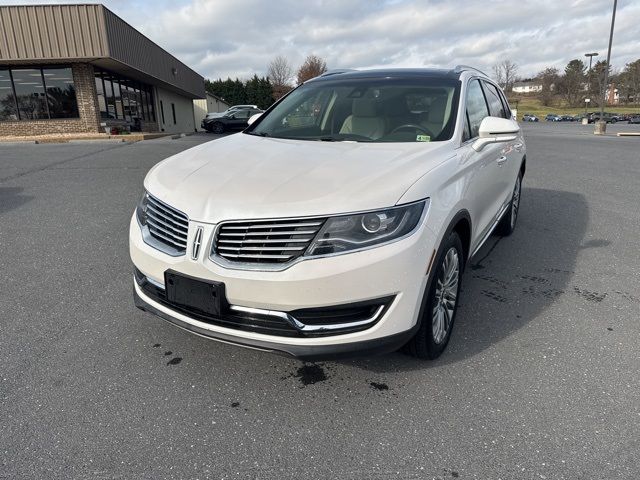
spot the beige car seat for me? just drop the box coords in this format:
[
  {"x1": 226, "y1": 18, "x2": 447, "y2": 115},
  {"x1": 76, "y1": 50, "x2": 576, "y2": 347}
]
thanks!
[{"x1": 339, "y1": 98, "x2": 386, "y2": 140}]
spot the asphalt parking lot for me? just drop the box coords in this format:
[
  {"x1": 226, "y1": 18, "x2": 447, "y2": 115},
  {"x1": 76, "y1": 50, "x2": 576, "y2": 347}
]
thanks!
[{"x1": 1, "y1": 124, "x2": 639, "y2": 479}]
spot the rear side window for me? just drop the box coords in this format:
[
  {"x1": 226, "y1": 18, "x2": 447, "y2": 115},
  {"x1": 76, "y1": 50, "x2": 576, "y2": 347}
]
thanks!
[
  {"x1": 465, "y1": 79, "x2": 489, "y2": 139},
  {"x1": 482, "y1": 81, "x2": 508, "y2": 119}
]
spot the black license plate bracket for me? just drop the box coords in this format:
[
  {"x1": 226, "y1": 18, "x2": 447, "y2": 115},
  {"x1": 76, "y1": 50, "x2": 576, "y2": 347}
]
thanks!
[{"x1": 164, "y1": 270, "x2": 226, "y2": 317}]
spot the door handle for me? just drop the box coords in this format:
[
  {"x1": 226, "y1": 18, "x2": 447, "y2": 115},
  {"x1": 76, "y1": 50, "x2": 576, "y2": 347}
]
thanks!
[
  {"x1": 496, "y1": 155, "x2": 507, "y2": 165},
  {"x1": 514, "y1": 142, "x2": 523, "y2": 152}
]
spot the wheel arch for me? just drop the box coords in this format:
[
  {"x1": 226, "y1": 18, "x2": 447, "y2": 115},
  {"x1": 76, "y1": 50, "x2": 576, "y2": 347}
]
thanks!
[{"x1": 444, "y1": 209, "x2": 472, "y2": 268}]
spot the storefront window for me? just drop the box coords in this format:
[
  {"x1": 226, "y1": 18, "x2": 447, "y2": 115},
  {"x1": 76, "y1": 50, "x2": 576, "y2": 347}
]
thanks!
[
  {"x1": 0, "y1": 69, "x2": 18, "y2": 121},
  {"x1": 95, "y1": 72, "x2": 109, "y2": 119},
  {"x1": 111, "y1": 76, "x2": 125, "y2": 119},
  {"x1": 10, "y1": 68, "x2": 49, "y2": 120},
  {"x1": 43, "y1": 67, "x2": 78, "y2": 118},
  {"x1": 0, "y1": 65, "x2": 79, "y2": 122},
  {"x1": 93, "y1": 68, "x2": 155, "y2": 124}
]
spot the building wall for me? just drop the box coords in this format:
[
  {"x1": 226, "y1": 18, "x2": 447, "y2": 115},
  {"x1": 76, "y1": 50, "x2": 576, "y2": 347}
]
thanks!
[
  {"x1": 0, "y1": 4, "x2": 108, "y2": 60},
  {"x1": 155, "y1": 86, "x2": 196, "y2": 134},
  {"x1": 0, "y1": 4, "x2": 204, "y2": 99},
  {"x1": 0, "y1": 62, "x2": 101, "y2": 137},
  {"x1": 193, "y1": 94, "x2": 229, "y2": 131},
  {"x1": 102, "y1": 8, "x2": 205, "y2": 98}
]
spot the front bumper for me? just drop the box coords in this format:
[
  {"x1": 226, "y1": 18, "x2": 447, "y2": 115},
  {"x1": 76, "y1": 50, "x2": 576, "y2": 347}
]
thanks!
[
  {"x1": 134, "y1": 281, "x2": 417, "y2": 360},
  {"x1": 130, "y1": 213, "x2": 437, "y2": 358}
]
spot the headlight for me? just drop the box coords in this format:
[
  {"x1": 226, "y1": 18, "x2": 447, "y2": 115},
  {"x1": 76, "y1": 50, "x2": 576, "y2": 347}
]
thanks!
[
  {"x1": 305, "y1": 200, "x2": 428, "y2": 257},
  {"x1": 136, "y1": 191, "x2": 149, "y2": 226}
]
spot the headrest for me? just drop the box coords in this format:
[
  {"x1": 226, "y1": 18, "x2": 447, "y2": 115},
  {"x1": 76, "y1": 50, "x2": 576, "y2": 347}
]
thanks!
[
  {"x1": 428, "y1": 97, "x2": 448, "y2": 123},
  {"x1": 385, "y1": 98, "x2": 408, "y2": 116},
  {"x1": 352, "y1": 98, "x2": 376, "y2": 117}
]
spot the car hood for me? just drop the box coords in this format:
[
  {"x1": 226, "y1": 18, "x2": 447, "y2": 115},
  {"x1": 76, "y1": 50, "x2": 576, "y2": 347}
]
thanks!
[{"x1": 144, "y1": 133, "x2": 453, "y2": 223}]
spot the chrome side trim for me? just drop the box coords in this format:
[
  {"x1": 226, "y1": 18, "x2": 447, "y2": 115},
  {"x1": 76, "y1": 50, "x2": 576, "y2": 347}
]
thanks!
[{"x1": 469, "y1": 201, "x2": 510, "y2": 259}]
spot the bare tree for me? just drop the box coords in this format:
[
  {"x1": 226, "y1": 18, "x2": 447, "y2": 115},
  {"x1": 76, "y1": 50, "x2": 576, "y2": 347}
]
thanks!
[
  {"x1": 296, "y1": 54, "x2": 328, "y2": 85},
  {"x1": 492, "y1": 60, "x2": 519, "y2": 92},
  {"x1": 267, "y1": 56, "x2": 294, "y2": 100}
]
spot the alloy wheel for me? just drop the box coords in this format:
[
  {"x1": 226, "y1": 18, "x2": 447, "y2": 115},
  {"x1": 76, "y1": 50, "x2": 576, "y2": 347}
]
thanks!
[{"x1": 432, "y1": 247, "x2": 460, "y2": 344}]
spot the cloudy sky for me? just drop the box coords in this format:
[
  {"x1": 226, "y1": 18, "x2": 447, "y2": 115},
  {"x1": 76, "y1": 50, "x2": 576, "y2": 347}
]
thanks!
[{"x1": 9, "y1": 0, "x2": 640, "y2": 81}]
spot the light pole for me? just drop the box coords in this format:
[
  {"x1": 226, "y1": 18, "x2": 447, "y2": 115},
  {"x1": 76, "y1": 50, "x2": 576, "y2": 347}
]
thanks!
[
  {"x1": 584, "y1": 53, "x2": 598, "y2": 118},
  {"x1": 595, "y1": 0, "x2": 617, "y2": 134},
  {"x1": 585, "y1": 52, "x2": 599, "y2": 72}
]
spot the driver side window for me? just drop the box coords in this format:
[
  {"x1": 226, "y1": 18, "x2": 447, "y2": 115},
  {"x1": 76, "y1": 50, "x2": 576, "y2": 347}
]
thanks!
[{"x1": 465, "y1": 79, "x2": 490, "y2": 140}]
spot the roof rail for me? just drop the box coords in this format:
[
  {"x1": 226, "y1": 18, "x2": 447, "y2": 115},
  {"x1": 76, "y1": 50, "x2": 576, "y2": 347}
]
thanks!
[
  {"x1": 318, "y1": 69, "x2": 357, "y2": 78},
  {"x1": 454, "y1": 65, "x2": 489, "y2": 77}
]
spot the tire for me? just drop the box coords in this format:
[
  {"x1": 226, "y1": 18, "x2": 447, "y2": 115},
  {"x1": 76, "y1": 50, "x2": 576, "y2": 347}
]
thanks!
[
  {"x1": 212, "y1": 122, "x2": 225, "y2": 134},
  {"x1": 404, "y1": 231, "x2": 464, "y2": 360},
  {"x1": 496, "y1": 172, "x2": 523, "y2": 236},
  {"x1": 610, "y1": 118, "x2": 617, "y2": 124}
]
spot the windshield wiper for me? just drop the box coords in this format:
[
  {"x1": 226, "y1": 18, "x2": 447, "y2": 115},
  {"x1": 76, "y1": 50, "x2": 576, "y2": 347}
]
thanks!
[{"x1": 246, "y1": 131, "x2": 269, "y2": 137}]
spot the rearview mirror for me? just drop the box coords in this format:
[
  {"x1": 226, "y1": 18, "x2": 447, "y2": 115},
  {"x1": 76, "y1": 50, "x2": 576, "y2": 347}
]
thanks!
[
  {"x1": 472, "y1": 116, "x2": 520, "y2": 152},
  {"x1": 247, "y1": 113, "x2": 262, "y2": 126}
]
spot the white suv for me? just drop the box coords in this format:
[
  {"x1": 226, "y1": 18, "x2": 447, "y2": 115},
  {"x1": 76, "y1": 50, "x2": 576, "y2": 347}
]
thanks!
[{"x1": 130, "y1": 67, "x2": 525, "y2": 360}]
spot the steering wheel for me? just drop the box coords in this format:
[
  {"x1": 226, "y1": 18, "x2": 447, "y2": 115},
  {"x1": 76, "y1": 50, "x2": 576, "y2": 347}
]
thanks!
[{"x1": 390, "y1": 124, "x2": 434, "y2": 138}]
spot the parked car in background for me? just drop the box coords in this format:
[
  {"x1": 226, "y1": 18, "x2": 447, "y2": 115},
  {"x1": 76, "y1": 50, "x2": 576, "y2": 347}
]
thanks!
[
  {"x1": 587, "y1": 112, "x2": 622, "y2": 124},
  {"x1": 130, "y1": 67, "x2": 527, "y2": 360},
  {"x1": 628, "y1": 115, "x2": 640, "y2": 124},
  {"x1": 521, "y1": 113, "x2": 539, "y2": 122},
  {"x1": 545, "y1": 114, "x2": 562, "y2": 122},
  {"x1": 560, "y1": 115, "x2": 576, "y2": 122},
  {"x1": 201, "y1": 105, "x2": 261, "y2": 129},
  {"x1": 203, "y1": 107, "x2": 263, "y2": 133},
  {"x1": 572, "y1": 114, "x2": 584, "y2": 122}
]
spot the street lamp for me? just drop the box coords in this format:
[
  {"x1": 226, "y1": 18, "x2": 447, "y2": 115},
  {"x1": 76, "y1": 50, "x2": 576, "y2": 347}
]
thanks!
[
  {"x1": 584, "y1": 53, "x2": 598, "y2": 118},
  {"x1": 585, "y1": 52, "x2": 599, "y2": 72},
  {"x1": 595, "y1": 0, "x2": 617, "y2": 135}
]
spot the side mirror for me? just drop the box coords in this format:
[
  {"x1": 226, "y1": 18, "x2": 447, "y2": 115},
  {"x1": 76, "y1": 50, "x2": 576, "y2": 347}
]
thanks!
[
  {"x1": 472, "y1": 116, "x2": 520, "y2": 152},
  {"x1": 247, "y1": 113, "x2": 262, "y2": 126}
]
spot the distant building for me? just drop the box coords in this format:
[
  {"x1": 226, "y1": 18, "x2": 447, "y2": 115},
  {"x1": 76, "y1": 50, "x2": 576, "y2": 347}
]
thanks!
[
  {"x1": 193, "y1": 93, "x2": 230, "y2": 131},
  {"x1": 0, "y1": 4, "x2": 205, "y2": 136},
  {"x1": 606, "y1": 85, "x2": 620, "y2": 105},
  {"x1": 511, "y1": 81, "x2": 543, "y2": 94}
]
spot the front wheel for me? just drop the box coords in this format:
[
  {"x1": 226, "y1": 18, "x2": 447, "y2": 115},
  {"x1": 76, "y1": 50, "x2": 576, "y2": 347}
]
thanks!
[
  {"x1": 496, "y1": 172, "x2": 522, "y2": 236},
  {"x1": 404, "y1": 232, "x2": 464, "y2": 359},
  {"x1": 212, "y1": 122, "x2": 225, "y2": 134}
]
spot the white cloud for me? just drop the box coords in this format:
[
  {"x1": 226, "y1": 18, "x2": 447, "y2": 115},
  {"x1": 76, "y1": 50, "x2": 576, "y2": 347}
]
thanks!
[{"x1": 12, "y1": 0, "x2": 640, "y2": 80}]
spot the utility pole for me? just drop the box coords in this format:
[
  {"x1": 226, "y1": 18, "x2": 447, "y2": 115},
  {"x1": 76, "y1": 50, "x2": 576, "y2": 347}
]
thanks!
[{"x1": 596, "y1": 0, "x2": 617, "y2": 134}]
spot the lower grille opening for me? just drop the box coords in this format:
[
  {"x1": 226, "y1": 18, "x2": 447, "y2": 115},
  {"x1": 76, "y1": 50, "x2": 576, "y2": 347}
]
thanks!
[
  {"x1": 291, "y1": 297, "x2": 395, "y2": 325},
  {"x1": 135, "y1": 269, "x2": 392, "y2": 337}
]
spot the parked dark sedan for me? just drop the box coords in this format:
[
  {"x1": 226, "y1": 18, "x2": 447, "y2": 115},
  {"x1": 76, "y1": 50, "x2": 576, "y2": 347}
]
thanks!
[{"x1": 203, "y1": 108, "x2": 263, "y2": 133}]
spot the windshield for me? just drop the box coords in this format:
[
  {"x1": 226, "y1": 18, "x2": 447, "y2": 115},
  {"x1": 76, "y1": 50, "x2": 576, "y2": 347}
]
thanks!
[{"x1": 248, "y1": 77, "x2": 460, "y2": 143}]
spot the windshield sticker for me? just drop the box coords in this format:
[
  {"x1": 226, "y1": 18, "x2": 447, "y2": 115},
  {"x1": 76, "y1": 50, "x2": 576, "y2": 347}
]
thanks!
[{"x1": 416, "y1": 135, "x2": 431, "y2": 142}]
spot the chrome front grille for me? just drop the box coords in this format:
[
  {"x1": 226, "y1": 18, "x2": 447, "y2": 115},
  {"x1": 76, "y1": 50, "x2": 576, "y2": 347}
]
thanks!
[
  {"x1": 145, "y1": 195, "x2": 189, "y2": 255},
  {"x1": 214, "y1": 217, "x2": 326, "y2": 264}
]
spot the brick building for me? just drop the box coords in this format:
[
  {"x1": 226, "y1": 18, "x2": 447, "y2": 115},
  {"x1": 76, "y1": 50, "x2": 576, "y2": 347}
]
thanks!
[{"x1": 0, "y1": 4, "x2": 205, "y2": 136}]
